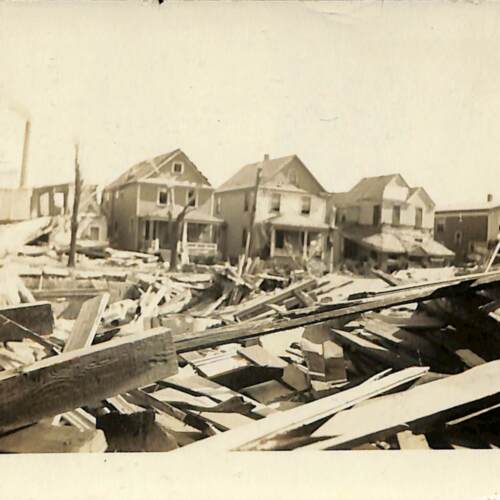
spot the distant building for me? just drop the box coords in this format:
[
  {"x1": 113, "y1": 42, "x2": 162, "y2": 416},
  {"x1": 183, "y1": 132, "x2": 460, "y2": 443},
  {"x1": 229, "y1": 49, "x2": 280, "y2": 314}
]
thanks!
[
  {"x1": 31, "y1": 183, "x2": 108, "y2": 243},
  {"x1": 331, "y1": 174, "x2": 453, "y2": 271},
  {"x1": 435, "y1": 194, "x2": 500, "y2": 264},
  {"x1": 215, "y1": 154, "x2": 337, "y2": 266},
  {"x1": 101, "y1": 149, "x2": 224, "y2": 259}
]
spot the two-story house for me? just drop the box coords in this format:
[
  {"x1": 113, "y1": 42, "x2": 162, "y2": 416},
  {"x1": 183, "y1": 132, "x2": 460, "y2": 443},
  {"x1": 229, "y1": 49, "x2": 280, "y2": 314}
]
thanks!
[
  {"x1": 215, "y1": 154, "x2": 335, "y2": 265},
  {"x1": 101, "y1": 149, "x2": 224, "y2": 259},
  {"x1": 331, "y1": 174, "x2": 453, "y2": 270},
  {"x1": 435, "y1": 194, "x2": 500, "y2": 264}
]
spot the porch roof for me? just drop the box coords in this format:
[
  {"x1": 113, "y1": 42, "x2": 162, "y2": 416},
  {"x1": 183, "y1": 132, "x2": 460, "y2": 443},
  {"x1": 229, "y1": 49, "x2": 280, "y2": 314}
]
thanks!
[
  {"x1": 141, "y1": 205, "x2": 225, "y2": 225},
  {"x1": 262, "y1": 213, "x2": 330, "y2": 231},
  {"x1": 343, "y1": 224, "x2": 454, "y2": 257}
]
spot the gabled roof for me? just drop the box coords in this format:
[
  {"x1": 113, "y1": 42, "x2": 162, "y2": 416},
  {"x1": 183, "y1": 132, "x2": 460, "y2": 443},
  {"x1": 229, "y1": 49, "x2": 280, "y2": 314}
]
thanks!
[
  {"x1": 105, "y1": 149, "x2": 211, "y2": 190},
  {"x1": 217, "y1": 154, "x2": 326, "y2": 193},
  {"x1": 331, "y1": 174, "x2": 435, "y2": 208},
  {"x1": 347, "y1": 173, "x2": 408, "y2": 203},
  {"x1": 407, "y1": 186, "x2": 435, "y2": 207}
]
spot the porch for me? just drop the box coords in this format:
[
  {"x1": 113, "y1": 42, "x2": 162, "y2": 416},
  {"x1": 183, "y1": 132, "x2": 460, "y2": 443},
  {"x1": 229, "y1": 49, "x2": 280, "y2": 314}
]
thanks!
[
  {"x1": 139, "y1": 218, "x2": 224, "y2": 257},
  {"x1": 269, "y1": 226, "x2": 328, "y2": 260}
]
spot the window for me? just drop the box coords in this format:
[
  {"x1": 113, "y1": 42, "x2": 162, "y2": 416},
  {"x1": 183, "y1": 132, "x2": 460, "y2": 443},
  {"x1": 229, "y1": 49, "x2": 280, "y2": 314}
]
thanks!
[
  {"x1": 415, "y1": 207, "x2": 423, "y2": 228},
  {"x1": 172, "y1": 162, "x2": 184, "y2": 174},
  {"x1": 186, "y1": 189, "x2": 197, "y2": 207},
  {"x1": 242, "y1": 228, "x2": 248, "y2": 248},
  {"x1": 436, "y1": 218, "x2": 445, "y2": 234},
  {"x1": 244, "y1": 191, "x2": 250, "y2": 212},
  {"x1": 392, "y1": 205, "x2": 401, "y2": 226},
  {"x1": 275, "y1": 229, "x2": 285, "y2": 249},
  {"x1": 157, "y1": 188, "x2": 168, "y2": 205},
  {"x1": 373, "y1": 205, "x2": 381, "y2": 226},
  {"x1": 301, "y1": 196, "x2": 311, "y2": 216},
  {"x1": 270, "y1": 193, "x2": 281, "y2": 213},
  {"x1": 215, "y1": 196, "x2": 222, "y2": 215},
  {"x1": 454, "y1": 230, "x2": 462, "y2": 245}
]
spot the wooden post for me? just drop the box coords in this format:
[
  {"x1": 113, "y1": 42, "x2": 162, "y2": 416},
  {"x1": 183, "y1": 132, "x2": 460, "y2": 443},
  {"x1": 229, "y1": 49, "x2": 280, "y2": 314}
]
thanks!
[
  {"x1": 485, "y1": 238, "x2": 500, "y2": 272},
  {"x1": 68, "y1": 144, "x2": 82, "y2": 268},
  {"x1": 245, "y1": 166, "x2": 262, "y2": 262},
  {"x1": 182, "y1": 221, "x2": 188, "y2": 250}
]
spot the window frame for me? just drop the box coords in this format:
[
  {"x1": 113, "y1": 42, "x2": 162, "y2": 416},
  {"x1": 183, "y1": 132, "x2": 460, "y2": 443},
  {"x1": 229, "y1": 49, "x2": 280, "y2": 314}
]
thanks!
[
  {"x1": 301, "y1": 196, "x2": 311, "y2": 216},
  {"x1": 270, "y1": 193, "x2": 281, "y2": 213},
  {"x1": 172, "y1": 161, "x2": 184, "y2": 174},
  {"x1": 157, "y1": 187, "x2": 169, "y2": 206}
]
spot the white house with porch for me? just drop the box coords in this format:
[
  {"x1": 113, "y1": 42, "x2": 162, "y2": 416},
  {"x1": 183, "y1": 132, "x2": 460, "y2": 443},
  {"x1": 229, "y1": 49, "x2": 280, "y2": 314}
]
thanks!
[{"x1": 215, "y1": 154, "x2": 335, "y2": 265}]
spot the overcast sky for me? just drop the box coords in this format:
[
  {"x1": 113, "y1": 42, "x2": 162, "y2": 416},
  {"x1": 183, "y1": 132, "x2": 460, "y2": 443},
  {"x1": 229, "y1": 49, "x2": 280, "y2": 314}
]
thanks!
[{"x1": 1, "y1": 0, "x2": 499, "y2": 207}]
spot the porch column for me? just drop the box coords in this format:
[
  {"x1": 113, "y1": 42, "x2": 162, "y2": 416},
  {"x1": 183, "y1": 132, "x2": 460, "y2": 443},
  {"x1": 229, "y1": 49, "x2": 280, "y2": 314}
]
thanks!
[
  {"x1": 49, "y1": 188, "x2": 56, "y2": 215},
  {"x1": 270, "y1": 227, "x2": 276, "y2": 258},
  {"x1": 302, "y1": 230, "x2": 308, "y2": 259}
]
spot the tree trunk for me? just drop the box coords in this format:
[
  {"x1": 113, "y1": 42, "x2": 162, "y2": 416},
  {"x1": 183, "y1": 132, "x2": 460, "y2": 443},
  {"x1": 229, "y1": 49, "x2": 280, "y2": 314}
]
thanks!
[{"x1": 68, "y1": 145, "x2": 82, "y2": 268}]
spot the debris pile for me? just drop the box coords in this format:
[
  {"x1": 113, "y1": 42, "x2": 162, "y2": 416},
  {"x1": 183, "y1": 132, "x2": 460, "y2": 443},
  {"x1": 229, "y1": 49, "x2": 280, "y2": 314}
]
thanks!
[{"x1": 1, "y1": 249, "x2": 500, "y2": 452}]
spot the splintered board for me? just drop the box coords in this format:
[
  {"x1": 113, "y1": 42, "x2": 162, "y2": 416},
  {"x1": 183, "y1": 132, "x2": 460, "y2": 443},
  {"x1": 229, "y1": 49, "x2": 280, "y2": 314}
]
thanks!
[
  {"x1": 0, "y1": 327, "x2": 178, "y2": 433},
  {"x1": 0, "y1": 302, "x2": 54, "y2": 341}
]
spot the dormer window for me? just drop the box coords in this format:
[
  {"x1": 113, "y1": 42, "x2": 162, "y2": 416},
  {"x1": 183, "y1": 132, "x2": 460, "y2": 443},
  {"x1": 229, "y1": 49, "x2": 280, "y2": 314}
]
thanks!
[
  {"x1": 172, "y1": 162, "x2": 184, "y2": 174},
  {"x1": 157, "y1": 188, "x2": 169, "y2": 206}
]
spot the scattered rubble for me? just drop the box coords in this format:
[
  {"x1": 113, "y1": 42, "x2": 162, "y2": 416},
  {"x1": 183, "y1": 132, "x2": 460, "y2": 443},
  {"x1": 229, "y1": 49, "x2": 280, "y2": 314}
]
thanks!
[{"x1": 0, "y1": 232, "x2": 500, "y2": 453}]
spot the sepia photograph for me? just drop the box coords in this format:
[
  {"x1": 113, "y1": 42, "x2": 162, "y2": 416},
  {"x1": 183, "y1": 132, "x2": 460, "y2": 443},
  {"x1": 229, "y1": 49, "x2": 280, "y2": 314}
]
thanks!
[{"x1": 1, "y1": 0, "x2": 500, "y2": 497}]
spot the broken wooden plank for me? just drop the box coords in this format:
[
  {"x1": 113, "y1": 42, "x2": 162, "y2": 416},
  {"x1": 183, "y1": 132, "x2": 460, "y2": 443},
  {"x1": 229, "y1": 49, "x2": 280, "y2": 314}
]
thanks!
[
  {"x1": 331, "y1": 329, "x2": 418, "y2": 370},
  {"x1": 0, "y1": 302, "x2": 53, "y2": 341},
  {"x1": 63, "y1": 293, "x2": 109, "y2": 352},
  {"x1": 0, "y1": 327, "x2": 178, "y2": 433},
  {"x1": 237, "y1": 345, "x2": 288, "y2": 369},
  {"x1": 233, "y1": 278, "x2": 317, "y2": 321},
  {"x1": 305, "y1": 360, "x2": 500, "y2": 450},
  {"x1": 176, "y1": 367, "x2": 428, "y2": 452}
]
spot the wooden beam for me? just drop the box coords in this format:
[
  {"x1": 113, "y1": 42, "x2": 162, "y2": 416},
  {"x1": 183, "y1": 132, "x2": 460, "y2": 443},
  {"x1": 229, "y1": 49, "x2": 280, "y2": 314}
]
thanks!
[
  {"x1": 0, "y1": 327, "x2": 178, "y2": 433},
  {"x1": 174, "y1": 271, "x2": 500, "y2": 353}
]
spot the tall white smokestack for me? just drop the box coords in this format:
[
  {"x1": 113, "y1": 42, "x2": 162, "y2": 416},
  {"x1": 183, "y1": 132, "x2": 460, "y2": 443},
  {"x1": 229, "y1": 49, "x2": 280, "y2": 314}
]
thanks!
[{"x1": 19, "y1": 120, "x2": 30, "y2": 188}]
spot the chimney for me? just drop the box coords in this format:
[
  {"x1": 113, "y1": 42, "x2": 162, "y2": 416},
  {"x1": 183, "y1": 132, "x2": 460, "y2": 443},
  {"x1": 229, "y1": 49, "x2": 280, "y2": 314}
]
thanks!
[
  {"x1": 263, "y1": 154, "x2": 270, "y2": 161},
  {"x1": 487, "y1": 193, "x2": 493, "y2": 203},
  {"x1": 19, "y1": 120, "x2": 30, "y2": 189}
]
